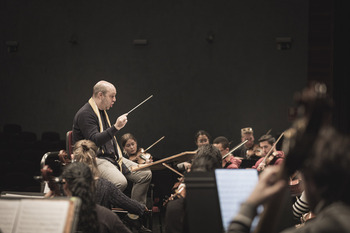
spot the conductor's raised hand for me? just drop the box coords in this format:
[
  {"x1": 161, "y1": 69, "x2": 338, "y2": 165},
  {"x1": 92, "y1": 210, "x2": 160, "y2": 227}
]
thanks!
[{"x1": 114, "y1": 113, "x2": 128, "y2": 130}]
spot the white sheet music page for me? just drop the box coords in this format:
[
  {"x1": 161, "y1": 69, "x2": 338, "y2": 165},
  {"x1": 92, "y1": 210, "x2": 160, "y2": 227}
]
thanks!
[
  {"x1": 13, "y1": 199, "x2": 70, "y2": 233},
  {"x1": 215, "y1": 169, "x2": 259, "y2": 232},
  {"x1": 0, "y1": 199, "x2": 21, "y2": 233}
]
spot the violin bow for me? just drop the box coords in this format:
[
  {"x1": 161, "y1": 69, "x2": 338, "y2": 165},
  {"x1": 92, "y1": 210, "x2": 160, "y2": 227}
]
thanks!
[
  {"x1": 143, "y1": 136, "x2": 165, "y2": 153},
  {"x1": 260, "y1": 131, "x2": 285, "y2": 165},
  {"x1": 162, "y1": 163, "x2": 184, "y2": 177},
  {"x1": 222, "y1": 139, "x2": 248, "y2": 159}
]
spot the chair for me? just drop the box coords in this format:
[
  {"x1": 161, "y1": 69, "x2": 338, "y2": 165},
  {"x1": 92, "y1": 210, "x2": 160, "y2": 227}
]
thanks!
[
  {"x1": 66, "y1": 130, "x2": 73, "y2": 155},
  {"x1": 39, "y1": 151, "x2": 61, "y2": 192}
]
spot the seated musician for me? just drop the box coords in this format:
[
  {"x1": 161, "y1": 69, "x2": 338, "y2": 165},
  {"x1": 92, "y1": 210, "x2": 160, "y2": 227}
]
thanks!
[
  {"x1": 120, "y1": 133, "x2": 153, "y2": 164},
  {"x1": 61, "y1": 162, "x2": 132, "y2": 233},
  {"x1": 233, "y1": 127, "x2": 259, "y2": 159},
  {"x1": 227, "y1": 126, "x2": 350, "y2": 233},
  {"x1": 72, "y1": 140, "x2": 149, "y2": 218},
  {"x1": 177, "y1": 130, "x2": 211, "y2": 172},
  {"x1": 213, "y1": 136, "x2": 241, "y2": 169},
  {"x1": 252, "y1": 134, "x2": 285, "y2": 172},
  {"x1": 165, "y1": 144, "x2": 222, "y2": 233}
]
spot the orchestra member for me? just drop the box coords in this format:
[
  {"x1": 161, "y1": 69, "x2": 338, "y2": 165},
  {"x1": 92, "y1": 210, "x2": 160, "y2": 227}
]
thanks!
[
  {"x1": 165, "y1": 144, "x2": 222, "y2": 233},
  {"x1": 252, "y1": 134, "x2": 285, "y2": 172},
  {"x1": 233, "y1": 127, "x2": 259, "y2": 159},
  {"x1": 72, "y1": 140, "x2": 148, "y2": 217},
  {"x1": 72, "y1": 80, "x2": 152, "y2": 233},
  {"x1": 61, "y1": 162, "x2": 132, "y2": 233},
  {"x1": 120, "y1": 133, "x2": 153, "y2": 164},
  {"x1": 177, "y1": 130, "x2": 212, "y2": 172},
  {"x1": 195, "y1": 130, "x2": 211, "y2": 147},
  {"x1": 213, "y1": 136, "x2": 241, "y2": 169}
]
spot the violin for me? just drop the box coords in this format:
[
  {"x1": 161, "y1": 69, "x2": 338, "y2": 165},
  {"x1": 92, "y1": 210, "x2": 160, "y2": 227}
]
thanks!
[
  {"x1": 163, "y1": 177, "x2": 186, "y2": 207},
  {"x1": 58, "y1": 149, "x2": 72, "y2": 165},
  {"x1": 257, "y1": 133, "x2": 285, "y2": 171},
  {"x1": 41, "y1": 165, "x2": 62, "y2": 197},
  {"x1": 129, "y1": 148, "x2": 153, "y2": 164}
]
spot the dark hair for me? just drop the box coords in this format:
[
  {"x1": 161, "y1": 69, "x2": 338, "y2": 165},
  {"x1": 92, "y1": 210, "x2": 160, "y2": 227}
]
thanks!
[
  {"x1": 213, "y1": 136, "x2": 230, "y2": 149},
  {"x1": 302, "y1": 126, "x2": 350, "y2": 207},
  {"x1": 195, "y1": 130, "x2": 211, "y2": 144},
  {"x1": 258, "y1": 134, "x2": 275, "y2": 145},
  {"x1": 62, "y1": 162, "x2": 99, "y2": 233},
  {"x1": 191, "y1": 144, "x2": 222, "y2": 172},
  {"x1": 120, "y1": 133, "x2": 138, "y2": 148}
]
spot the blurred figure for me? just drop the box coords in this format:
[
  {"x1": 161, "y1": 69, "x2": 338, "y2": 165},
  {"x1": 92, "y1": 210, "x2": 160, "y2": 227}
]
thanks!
[
  {"x1": 62, "y1": 162, "x2": 131, "y2": 233},
  {"x1": 228, "y1": 126, "x2": 350, "y2": 233}
]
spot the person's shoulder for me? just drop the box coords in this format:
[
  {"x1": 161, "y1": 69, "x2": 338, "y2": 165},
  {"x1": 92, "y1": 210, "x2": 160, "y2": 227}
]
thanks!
[
  {"x1": 76, "y1": 102, "x2": 93, "y2": 114},
  {"x1": 74, "y1": 102, "x2": 96, "y2": 120}
]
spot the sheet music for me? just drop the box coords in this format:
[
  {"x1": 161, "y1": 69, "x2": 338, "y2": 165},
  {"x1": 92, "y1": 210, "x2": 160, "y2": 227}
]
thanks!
[
  {"x1": 0, "y1": 199, "x2": 20, "y2": 233},
  {"x1": 215, "y1": 169, "x2": 259, "y2": 232},
  {"x1": 13, "y1": 199, "x2": 70, "y2": 233}
]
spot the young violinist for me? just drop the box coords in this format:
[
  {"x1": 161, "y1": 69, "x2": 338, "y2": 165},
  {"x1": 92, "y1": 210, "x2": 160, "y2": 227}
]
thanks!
[
  {"x1": 252, "y1": 134, "x2": 285, "y2": 172},
  {"x1": 213, "y1": 136, "x2": 242, "y2": 169},
  {"x1": 120, "y1": 133, "x2": 153, "y2": 164}
]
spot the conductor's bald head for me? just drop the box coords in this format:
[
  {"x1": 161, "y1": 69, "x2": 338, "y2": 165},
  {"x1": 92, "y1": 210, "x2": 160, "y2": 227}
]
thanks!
[{"x1": 93, "y1": 80, "x2": 116, "y2": 97}]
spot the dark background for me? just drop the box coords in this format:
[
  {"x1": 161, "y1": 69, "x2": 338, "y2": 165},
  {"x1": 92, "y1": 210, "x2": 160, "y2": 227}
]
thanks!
[{"x1": 1, "y1": 0, "x2": 308, "y2": 158}]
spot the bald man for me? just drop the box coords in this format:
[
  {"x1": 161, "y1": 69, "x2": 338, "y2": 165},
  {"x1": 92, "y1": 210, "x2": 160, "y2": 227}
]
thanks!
[{"x1": 72, "y1": 80, "x2": 152, "y2": 233}]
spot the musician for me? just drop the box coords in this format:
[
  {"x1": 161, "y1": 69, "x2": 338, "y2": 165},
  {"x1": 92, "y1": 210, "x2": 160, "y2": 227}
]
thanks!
[
  {"x1": 195, "y1": 130, "x2": 211, "y2": 147},
  {"x1": 72, "y1": 80, "x2": 152, "y2": 233},
  {"x1": 165, "y1": 144, "x2": 222, "y2": 233},
  {"x1": 213, "y1": 136, "x2": 241, "y2": 169},
  {"x1": 252, "y1": 134, "x2": 285, "y2": 172},
  {"x1": 233, "y1": 127, "x2": 259, "y2": 159},
  {"x1": 177, "y1": 130, "x2": 211, "y2": 172},
  {"x1": 120, "y1": 133, "x2": 153, "y2": 164},
  {"x1": 61, "y1": 162, "x2": 132, "y2": 233},
  {"x1": 72, "y1": 140, "x2": 148, "y2": 217},
  {"x1": 227, "y1": 126, "x2": 350, "y2": 233}
]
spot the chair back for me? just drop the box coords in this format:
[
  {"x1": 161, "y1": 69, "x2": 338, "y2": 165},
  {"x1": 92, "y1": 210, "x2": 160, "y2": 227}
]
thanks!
[{"x1": 66, "y1": 131, "x2": 73, "y2": 155}]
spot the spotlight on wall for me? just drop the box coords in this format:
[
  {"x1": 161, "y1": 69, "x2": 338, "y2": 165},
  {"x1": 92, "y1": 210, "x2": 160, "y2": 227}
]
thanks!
[
  {"x1": 133, "y1": 39, "x2": 148, "y2": 46},
  {"x1": 276, "y1": 37, "x2": 292, "y2": 50},
  {"x1": 206, "y1": 32, "x2": 215, "y2": 44},
  {"x1": 6, "y1": 41, "x2": 19, "y2": 53}
]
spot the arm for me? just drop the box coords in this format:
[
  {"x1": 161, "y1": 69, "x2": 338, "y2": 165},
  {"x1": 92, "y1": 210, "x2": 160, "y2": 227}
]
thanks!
[
  {"x1": 227, "y1": 166, "x2": 287, "y2": 233},
  {"x1": 96, "y1": 178, "x2": 146, "y2": 216},
  {"x1": 75, "y1": 108, "x2": 126, "y2": 147},
  {"x1": 252, "y1": 157, "x2": 264, "y2": 169},
  {"x1": 226, "y1": 155, "x2": 242, "y2": 169}
]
